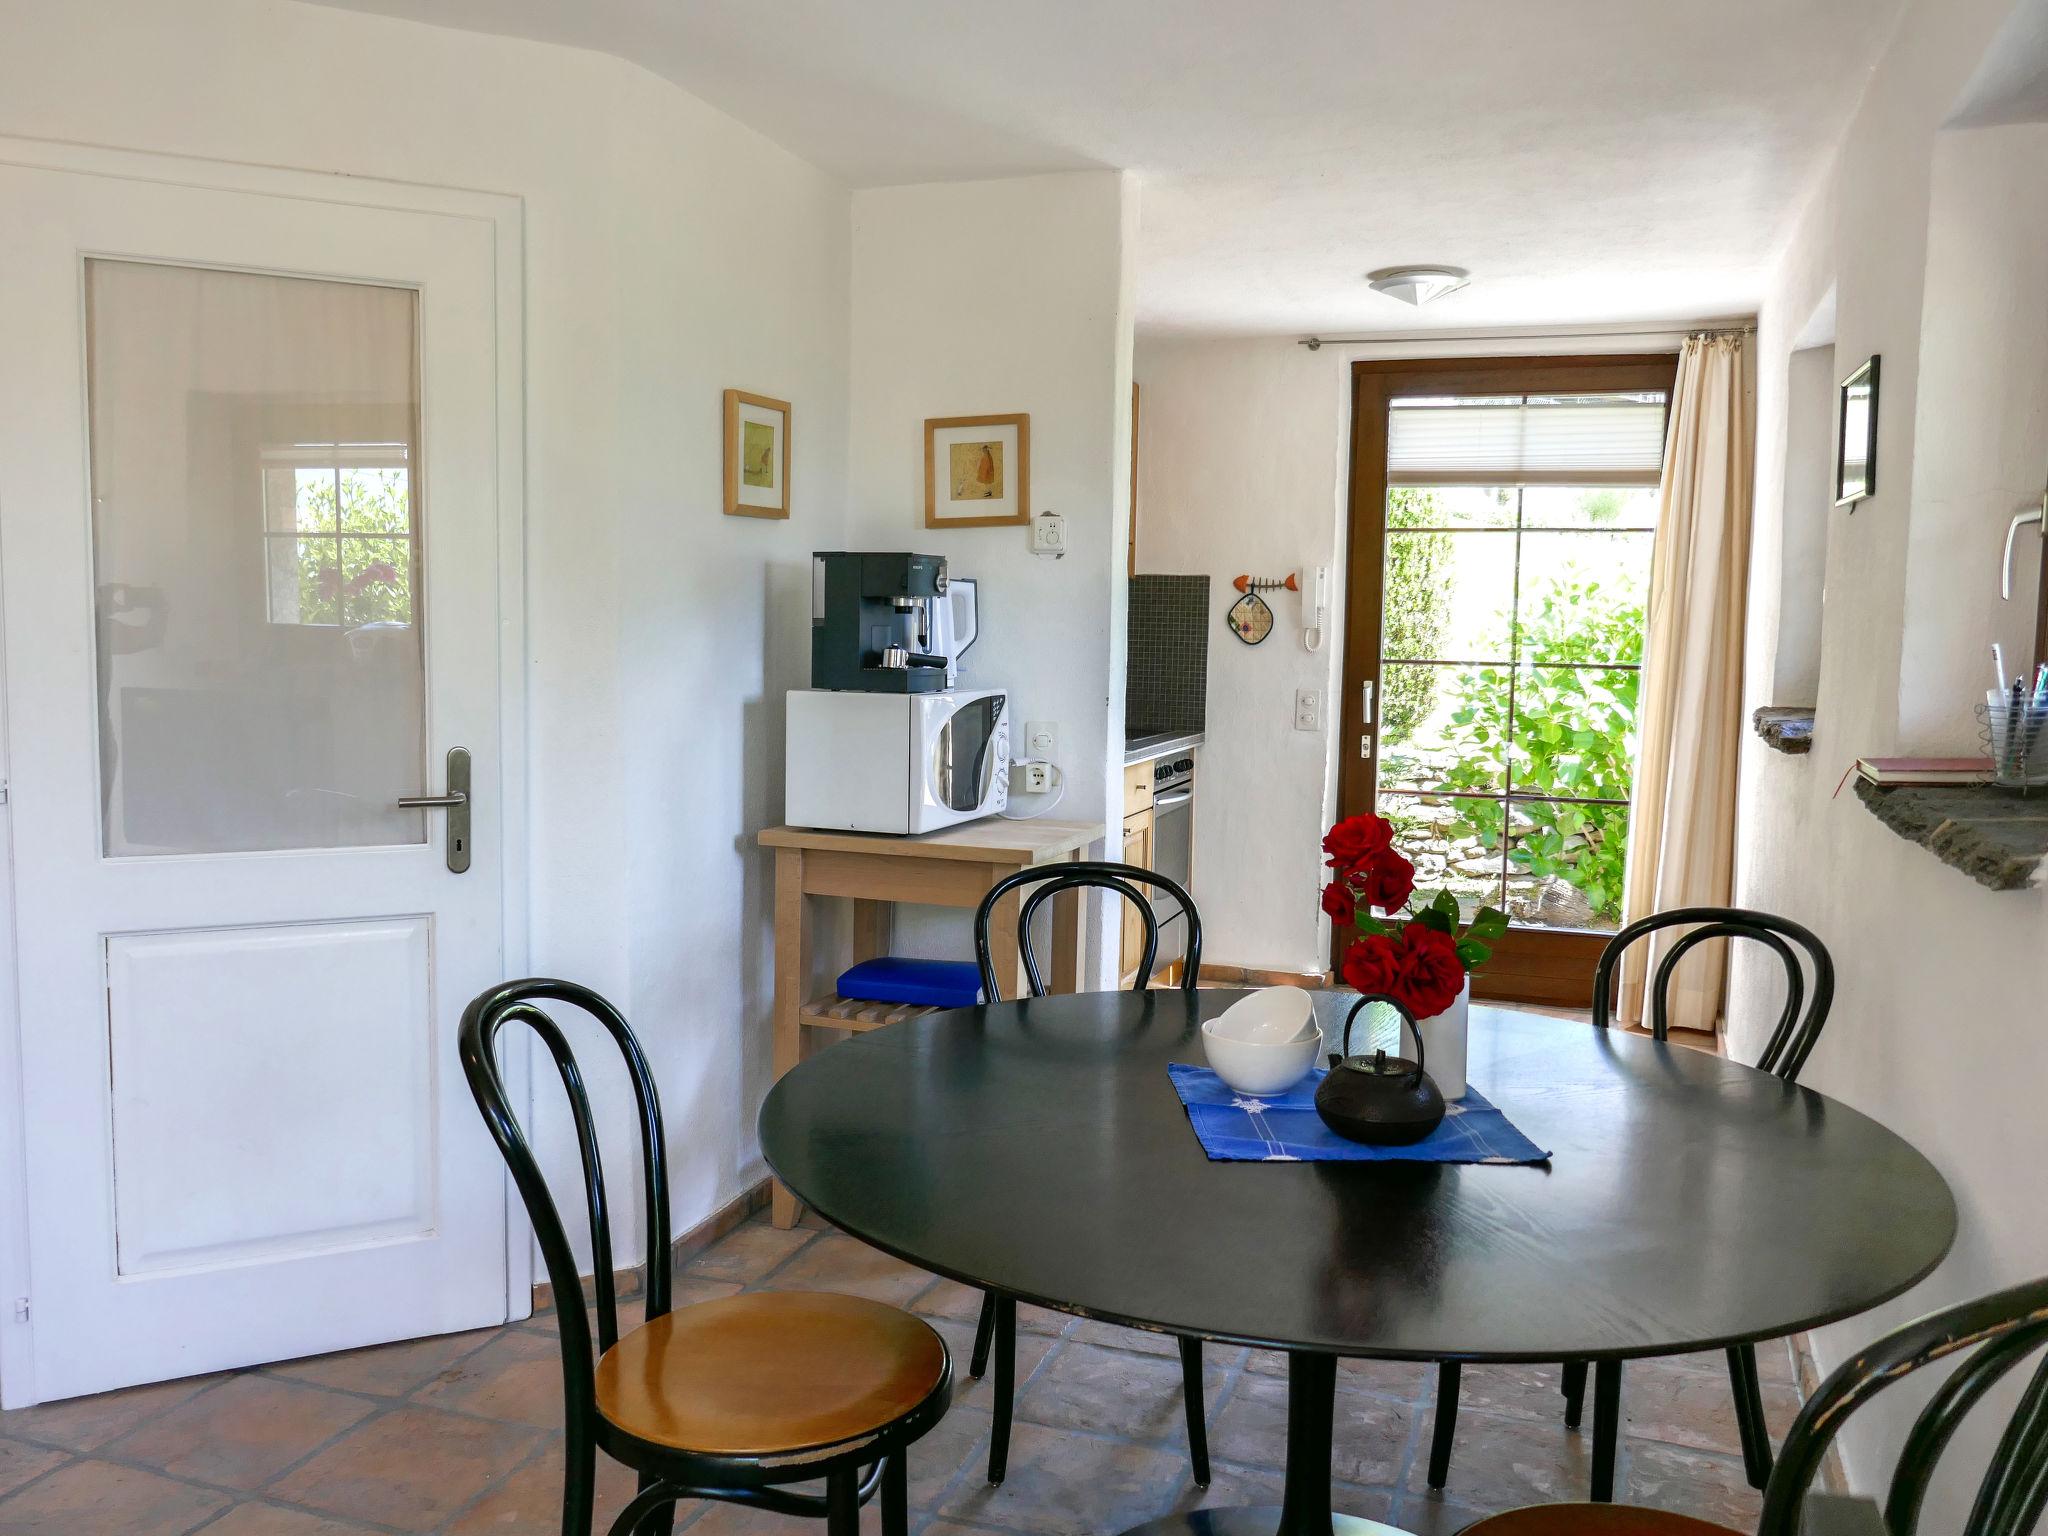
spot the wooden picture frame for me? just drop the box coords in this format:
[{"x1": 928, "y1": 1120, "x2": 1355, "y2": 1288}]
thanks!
[
  {"x1": 724, "y1": 389, "x2": 791, "y2": 519},
  {"x1": 925, "y1": 413, "x2": 1029, "y2": 528},
  {"x1": 1834, "y1": 355, "x2": 1879, "y2": 507}
]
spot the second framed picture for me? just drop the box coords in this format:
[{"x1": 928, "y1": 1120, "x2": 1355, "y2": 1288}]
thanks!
[
  {"x1": 724, "y1": 389, "x2": 791, "y2": 519},
  {"x1": 925, "y1": 413, "x2": 1029, "y2": 528}
]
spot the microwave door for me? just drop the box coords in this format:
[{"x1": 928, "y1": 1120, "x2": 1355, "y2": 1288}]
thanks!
[{"x1": 931, "y1": 695, "x2": 1001, "y2": 812}]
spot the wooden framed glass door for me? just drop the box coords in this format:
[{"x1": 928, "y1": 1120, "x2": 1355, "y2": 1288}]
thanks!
[{"x1": 1340, "y1": 355, "x2": 1678, "y2": 1005}]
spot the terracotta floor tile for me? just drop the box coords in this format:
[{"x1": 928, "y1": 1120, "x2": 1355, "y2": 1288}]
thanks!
[
  {"x1": 939, "y1": 1421, "x2": 1192, "y2": 1536},
  {"x1": 0, "y1": 1458, "x2": 228, "y2": 1536},
  {"x1": 0, "y1": 1442, "x2": 65, "y2": 1501},
  {"x1": 754, "y1": 1233, "x2": 936, "y2": 1308},
  {"x1": 1209, "y1": 1374, "x2": 1413, "y2": 1487},
  {"x1": 917, "y1": 1279, "x2": 1070, "y2": 1339},
  {"x1": 1625, "y1": 1439, "x2": 1763, "y2": 1530},
  {"x1": 1244, "y1": 1351, "x2": 1430, "y2": 1401},
  {"x1": 108, "y1": 1374, "x2": 374, "y2": 1491},
  {"x1": 267, "y1": 1405, "x2": 543, "y2": 1532},
  {"x1": 443, "y1": 1444, "x2": 641, "y2": 1534},
  {"x1": 0, "y1": 1375, "x2": 220, "y2": 1453},
  {"x1": 1443, "y1": 1362, "x2": 1571, "y2": 1424},
  {"x1": 685, "y1": 1222, "x2": 815, "y2": 1284},
  {"x1": 1014, "y1": 1341, "x2": 1224, "y2": 1444},
  {"x1": 413, "y1": 1329, "x2": 565, "y2": 1430},
  {"x1": 199, "y1": 1502, "x2": 388, "y2": 1535},
  {"x1": 1621, "y1": 1359, "x2": 1801, "y2": 1457},
  {"x1": 1402, "y1": 1407, "x2": 1594, "y2": 1508},
  {"x1": 1389, "y1": 1491, "x2": 1492, "y2": 1535},
  {"x1": 900, "y1": 1403, "x2": 992, "y2": 1509},
  {"x1": 921, "y1": 1318, "x2": 1059, "y2": 1417},
  {"x1": 267, "y1": 1329, "x2": 498, "y2": 1398}
]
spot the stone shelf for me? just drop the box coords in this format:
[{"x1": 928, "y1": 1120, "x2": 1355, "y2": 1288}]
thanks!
[
  {"x1": 1753, "y1": 705, "x2": 1815, "y2": 755},
  {"x1": 1853, "y1": 779, "x2": 2048, "y2": 891}
]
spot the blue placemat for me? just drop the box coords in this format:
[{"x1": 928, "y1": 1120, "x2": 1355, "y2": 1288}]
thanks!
[{"x1": 1167, "y1": 1063, "x2": 1551, "y2": 1164}]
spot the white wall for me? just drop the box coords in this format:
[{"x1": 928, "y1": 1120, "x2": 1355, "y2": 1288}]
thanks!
[
  {"x1": 1734, "y1": 0, "x2": 2048, "y2": 1518},
  {"x1": 0, "y1": 0, "x2": 853, "y2": 1269},
  {"x1": 845, "y1": 172, "x2": 1139, "y2": 985},
  {"x1": 1133, "y1": 339, "x2": 1349, "y2": 971},
  {"x1": 1769, "y1": 344, "x2": 1835, "y2": 706}
]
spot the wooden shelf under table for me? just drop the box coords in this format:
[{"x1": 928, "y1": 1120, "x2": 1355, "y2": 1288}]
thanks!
[{"x1": 799, "y1": 992, "x2": 946, "y2": 1032}]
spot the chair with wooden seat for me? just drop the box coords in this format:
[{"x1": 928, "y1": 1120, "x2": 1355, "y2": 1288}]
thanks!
[
  {"x1": 966, "y1": 860, "x2": 1210, "y2": 1488},
  {"x1": 1460, "y1": 1270, "x2": 2048, "y2": 1536},
  {"x1": 460, "y1": 978, "x2": 952, "y2": 1536},
  {"x1": 1426, "y1": 906, "x2": 1834, "y2": 1501}
]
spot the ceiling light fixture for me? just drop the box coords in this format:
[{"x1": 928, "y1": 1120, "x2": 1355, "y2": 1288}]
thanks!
[{"x1": 1365, "y1": 265, "x2": 1470, "y2": 307}]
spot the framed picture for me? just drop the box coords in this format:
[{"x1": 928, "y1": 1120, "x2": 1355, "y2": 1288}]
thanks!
[
  {"x1": 925, "y1": 413, "x2": 1030, "y2": 528},
  {"x1": 724, "y1": 389, "x2": 790, "y2": 519},
  {"x1": 1834, "y1": 355, "x2": 1879, "y2": 507}
]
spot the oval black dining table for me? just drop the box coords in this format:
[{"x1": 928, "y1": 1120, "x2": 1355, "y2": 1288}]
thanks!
[{"x1": 759, "y1": 989, "x2": 1955, "y2": 1536}]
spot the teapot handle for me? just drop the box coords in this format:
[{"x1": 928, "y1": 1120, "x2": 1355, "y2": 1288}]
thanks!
[{"x1": 1341, "y1": 993, "x2": 1426, "y2": 1082}]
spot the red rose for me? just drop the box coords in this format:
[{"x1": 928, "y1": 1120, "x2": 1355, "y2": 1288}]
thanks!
[
  {"x1": 1322, "y1": 814, "x2": 1394, "y2": 872},
  {"x1": 1340, "y1": 933, "x2": 1403, "y2": 996},
  {"x1": 1354, "y1": 851, "x2": 1415, "y2": 914},
  {"x1": 1320, "y1": 880, "x2": 1356, "y2": 926},
  {"x1": 1395, "y1": 924, "x2": 1467, "y2": 1020}
]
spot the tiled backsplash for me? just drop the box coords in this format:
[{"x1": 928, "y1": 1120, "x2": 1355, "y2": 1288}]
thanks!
[{"x1": 1126, "y1": 574, "x2": 1210, "y2": 735}]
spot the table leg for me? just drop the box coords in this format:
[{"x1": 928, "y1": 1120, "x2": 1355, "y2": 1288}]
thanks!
[
  {"x1": 851, "y1": 898, "x2": 890, "y2": 965},
  {"x1": 1590, "y1": 1359, "x2": 1622, "y2": 1502},
  {"x1": 771, "y1": 847, "x2": 807, "y2": 1229},
  {"x1": 1109, "y1": 1350, "x2": 1405, "y2": 1536}
]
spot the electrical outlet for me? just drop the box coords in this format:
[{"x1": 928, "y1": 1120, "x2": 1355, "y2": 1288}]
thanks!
[
  {"x1": 1294, "y1": 688, "x2": 1321, "y2": 732},
  {"x1": 1010, "y1": 761, "x2": 1054, "y2": 795},
  {"x1": 1025, "y1": 720, "x2": 1058, "y2": 761},
  {"x1": 1030, "y1": 511, "x2": 1067, "y2": 556}
]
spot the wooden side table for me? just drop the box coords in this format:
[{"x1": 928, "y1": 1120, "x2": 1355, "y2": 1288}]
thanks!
[{"x1": 757, "y1": 818, "x2": 1106, "y2": 1227}]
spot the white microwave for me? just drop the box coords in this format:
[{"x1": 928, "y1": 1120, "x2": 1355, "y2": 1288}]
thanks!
[{"x1": 785, "y1": 688, "x2": 1010, "y2": 834}]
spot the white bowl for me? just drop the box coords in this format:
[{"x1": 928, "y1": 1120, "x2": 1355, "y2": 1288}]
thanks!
[
  {"x1": 1209, "y1": 987, "x2": 1317, "y2": 1045},
  {"x1": 1200, "y1": 1018, "x2": 1322, "y2": 1096}
]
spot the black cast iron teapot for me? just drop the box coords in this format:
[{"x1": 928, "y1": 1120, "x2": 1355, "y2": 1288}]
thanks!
[{"x1": 1314, "y1": 994, "x2": 1446, "y2": 1145}]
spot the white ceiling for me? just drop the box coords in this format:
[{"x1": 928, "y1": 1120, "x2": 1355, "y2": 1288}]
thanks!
[{"x1": 310, "y1": 0, "x2": 1906, "y2": 337}]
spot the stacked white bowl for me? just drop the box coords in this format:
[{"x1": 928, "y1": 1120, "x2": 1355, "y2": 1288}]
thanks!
[{"x1": 1200, "y1": 988, "x2": 1322, "y2": 1094}]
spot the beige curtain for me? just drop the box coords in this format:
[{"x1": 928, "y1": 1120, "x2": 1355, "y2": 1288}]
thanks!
[{"x1": 1618, "y1": 333, "x2": 1755, "y2": 1033}]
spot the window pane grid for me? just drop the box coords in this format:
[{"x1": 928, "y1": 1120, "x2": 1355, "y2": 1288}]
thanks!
[{"x1": 1377, "y1": 476, "x2": 1656, "y2": 931}]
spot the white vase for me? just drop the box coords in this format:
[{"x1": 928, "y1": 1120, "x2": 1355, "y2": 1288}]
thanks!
[{"x1": 1413, "y1": 978, "x2": 1470, "y2": 1101}]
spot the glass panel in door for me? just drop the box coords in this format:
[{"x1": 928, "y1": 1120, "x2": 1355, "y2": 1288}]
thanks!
[
  {"x1": 1377, "y1": 476, "x2": 1658, "y2": 932},
  {"x1": 85, "y1": 259, "x2": 425, "y2": 855}
]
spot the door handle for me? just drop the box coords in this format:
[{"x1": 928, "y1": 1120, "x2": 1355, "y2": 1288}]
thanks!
[
  {"x1": 399, "y1": 746, "x2": 471, "y2": 873},
  {"x1": 2002, "y1": 500, "x2": 2045, "y2": 599}
]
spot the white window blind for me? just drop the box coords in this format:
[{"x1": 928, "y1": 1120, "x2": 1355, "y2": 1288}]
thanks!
[{"x1": 1386, "y1": 392, "x2": 1669, "y2": 486}]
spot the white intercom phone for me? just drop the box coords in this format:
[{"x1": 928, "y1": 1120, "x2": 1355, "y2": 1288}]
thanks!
[{"x1": 1303, "y1": 563, "x2": 1331, "y2": 652}]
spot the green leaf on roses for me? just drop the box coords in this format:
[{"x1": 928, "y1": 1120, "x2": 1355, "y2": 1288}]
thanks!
[
  {"x1": 1354, "y1": 913, "x2": 1393, "y2": 938},
  {"x1": 1455, "y1": 938, "x2": 1491, "y2": 968},
  {"x1": 1429, "y1": 888, "x2": 1460, "y2": 922},
  {"x1": 1409, "y1": 907, "x2": 1454, "y2": 935},
  {"x1": 1469, "y1": 907, "x2": 1510, "y2": 939}
]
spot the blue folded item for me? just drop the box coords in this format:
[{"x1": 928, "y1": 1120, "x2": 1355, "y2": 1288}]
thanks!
[
  {"x1": 1167, "y1": 1064, "x2": 1551, "y2": 1164},
  {"x1": 837, "y1": 957, "x2": 984, "y2": 1009}
]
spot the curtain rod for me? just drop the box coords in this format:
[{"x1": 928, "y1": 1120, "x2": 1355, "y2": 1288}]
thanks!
[{"x1": 1297, "y1": 323, "x2": 1755, "y2": 350}]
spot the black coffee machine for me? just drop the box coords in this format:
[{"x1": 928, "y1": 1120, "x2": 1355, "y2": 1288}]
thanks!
[{"x1": 811, "y1": 551, "x2": 975, "y2": 693}]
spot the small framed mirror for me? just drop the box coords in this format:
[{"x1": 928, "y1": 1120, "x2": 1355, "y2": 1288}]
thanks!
[{"x1": 1835, "y1": 354, "x2": 1879, "y2": 507}]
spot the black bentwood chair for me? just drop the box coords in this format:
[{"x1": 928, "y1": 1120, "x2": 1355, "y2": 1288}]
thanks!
[
  {"x1": 460, "y1": 980, "x2": 953, "y2": 1536},
  {"x1": 1460, "y1": 1271, "x2": 2048, "y2": 1536},
  {"x1": 967, "y1": 861, "x2": 1210, "y2": 1488},
  {"x1": 1426, "y1": 906, "x2": 1833, "y2": 1502}
]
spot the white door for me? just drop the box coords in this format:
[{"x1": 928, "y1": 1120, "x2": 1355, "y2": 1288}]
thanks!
[{"x1": 0, "y1": 161, "x2": 515, "y2": 1402}]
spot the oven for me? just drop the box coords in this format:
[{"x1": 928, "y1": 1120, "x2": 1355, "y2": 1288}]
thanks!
[{"x1": 1149, "y1": 754, "x2": 1196, "y2": 973}]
